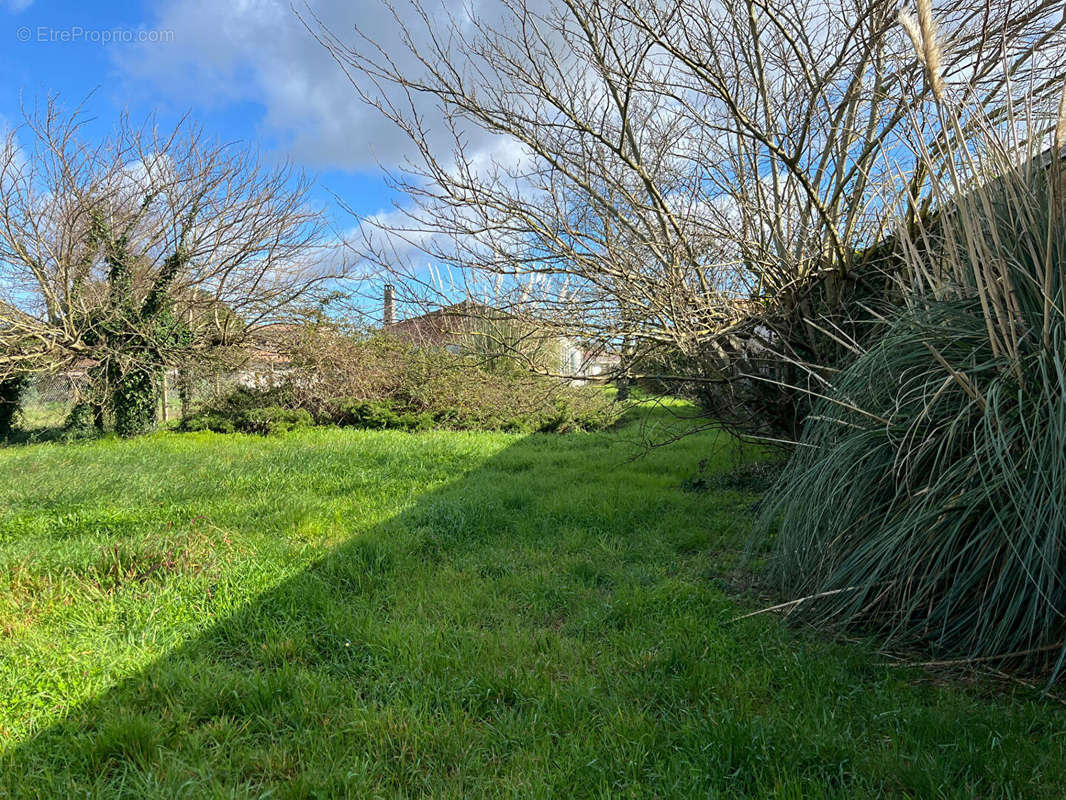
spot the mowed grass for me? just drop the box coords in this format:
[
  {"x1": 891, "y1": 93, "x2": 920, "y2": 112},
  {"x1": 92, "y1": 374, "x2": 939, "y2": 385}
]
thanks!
[{"x1": 0, "y1": 408, "x2": 1064, "y2": 798}]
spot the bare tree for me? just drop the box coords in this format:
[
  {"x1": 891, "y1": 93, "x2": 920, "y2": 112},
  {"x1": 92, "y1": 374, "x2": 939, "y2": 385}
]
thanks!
[
  {"x1": 0, "y1": 99, "x2": 342, "y2": 434},
  {"x1": 621, "y1": 0, "x2": 1066, "y2": 435},
  {"x1": 308, "y1": 0, "x2": 1064, "y2": 440}
]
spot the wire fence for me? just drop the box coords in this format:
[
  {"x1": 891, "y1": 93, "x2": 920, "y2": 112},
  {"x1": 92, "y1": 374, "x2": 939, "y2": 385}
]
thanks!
[
  {"x1": 17, "y1": 368, "x2": 246, "y2": 431},
  {"x1": 19, "y1": 373, "x2": 85, "y2": 430}
]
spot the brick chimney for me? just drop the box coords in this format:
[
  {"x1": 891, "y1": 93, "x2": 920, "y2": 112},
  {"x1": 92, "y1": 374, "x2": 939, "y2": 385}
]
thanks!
[{"x1": 383, "y1": 283, "x2": 396, "y2": 326}]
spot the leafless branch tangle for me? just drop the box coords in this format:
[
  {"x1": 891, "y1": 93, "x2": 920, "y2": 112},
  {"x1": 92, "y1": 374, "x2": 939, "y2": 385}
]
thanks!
[
  {"x1": 303, "y1": 0, "x2": 1064, "y2": 439},
  {"x1": 0, "y1": 98, "x2": 348, "y2": 381}
]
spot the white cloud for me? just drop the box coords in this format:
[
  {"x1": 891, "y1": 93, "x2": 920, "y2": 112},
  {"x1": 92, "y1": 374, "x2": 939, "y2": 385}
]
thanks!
[
  {"x1": 113, "y1": 0, "x2": 517, "y2": 173},
  {"x1": 1, "y1": 0, "x2": 33, "y2": 12},
  {"x1": 112, "y1": 0, "x2": 354, "y2": 167}
]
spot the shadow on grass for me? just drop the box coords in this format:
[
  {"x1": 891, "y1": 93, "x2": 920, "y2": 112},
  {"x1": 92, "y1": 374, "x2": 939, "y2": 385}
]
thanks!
[{"x1": 1, "y1": 428, "x2": 88, "y2": 447}]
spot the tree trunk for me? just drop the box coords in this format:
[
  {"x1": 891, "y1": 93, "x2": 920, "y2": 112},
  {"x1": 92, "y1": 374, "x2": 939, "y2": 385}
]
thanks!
[{"x1": 111, "y1": 364, "x2": 159, "y2": 437}]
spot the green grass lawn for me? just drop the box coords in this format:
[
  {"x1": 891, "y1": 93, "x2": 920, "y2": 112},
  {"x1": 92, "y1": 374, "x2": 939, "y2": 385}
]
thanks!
[{"x1": 1, "y1": 408, "x2": 1064, "y2": 798}]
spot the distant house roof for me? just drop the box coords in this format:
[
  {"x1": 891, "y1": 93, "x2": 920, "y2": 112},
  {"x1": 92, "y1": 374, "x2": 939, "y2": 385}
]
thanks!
[
  {"x1": 245, "y1": 322, "x2": 303, "y2": 348},
  {"x1": 384, "y1": 300, "x2": 500, "y2": 347},
  {"x1": 242, "y1": 322, "x2": 336, "y2": 368}
]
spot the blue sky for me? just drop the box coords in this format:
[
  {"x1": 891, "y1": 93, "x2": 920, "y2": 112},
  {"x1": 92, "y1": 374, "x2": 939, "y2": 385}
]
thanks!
[{"x1": 0, "y1": 0, "x2": 403, "y2": 228}]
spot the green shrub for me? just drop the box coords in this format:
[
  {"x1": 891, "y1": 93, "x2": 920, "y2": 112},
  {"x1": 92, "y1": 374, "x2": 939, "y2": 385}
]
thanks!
[
  {"x1": 180, "y1": 398, "x2": 311, "y2": 436},
  {"x1": 180, "y1": 412, "x2": 236, "y2": 435},
  {"x1": 62, "y1": 403, "x2": 102, "y2": 441},
  {"x1": 179, "y1": 336, "x2": 622, "y2": 437},
  {"x1": 329, "y1": 391, "x2": 614, "y2": 434},
  {"x1": 239, "y1": 407, "x2": 313, "y2": 435},
  {"x1": 0, "y1": 376, "x2": 26, "y2": 437},
  {"x1": 207, "y1": 386, "x2": 296, "y2": 414},
  {"x1": 297, "y1": 338, "x2": 621, "y2": 434},
  {"x1": 335, "y1": 399, "x2": 444, "y2": 432}
]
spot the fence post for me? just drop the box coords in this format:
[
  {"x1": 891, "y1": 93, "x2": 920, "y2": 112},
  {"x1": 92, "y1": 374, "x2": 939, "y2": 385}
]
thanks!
[{"x1": 160, "y1": 373, "x2": 169, "y2": 424}]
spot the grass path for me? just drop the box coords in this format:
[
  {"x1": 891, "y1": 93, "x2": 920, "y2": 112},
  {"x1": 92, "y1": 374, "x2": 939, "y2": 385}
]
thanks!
[{"x1": 1, "y1": 411, "x2": 1064, "y2": 797}]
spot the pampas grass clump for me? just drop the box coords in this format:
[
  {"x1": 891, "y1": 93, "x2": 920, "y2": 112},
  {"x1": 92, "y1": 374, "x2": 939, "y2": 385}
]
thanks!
[{"x1": 758, "y1": 138, "x2": 1066, "y2": 680}]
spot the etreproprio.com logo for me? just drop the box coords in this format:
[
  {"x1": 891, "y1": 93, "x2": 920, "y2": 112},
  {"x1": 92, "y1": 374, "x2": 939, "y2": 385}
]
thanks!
[{"x1": 16, "y1": 26, "x2": 175, "y2": 44}]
